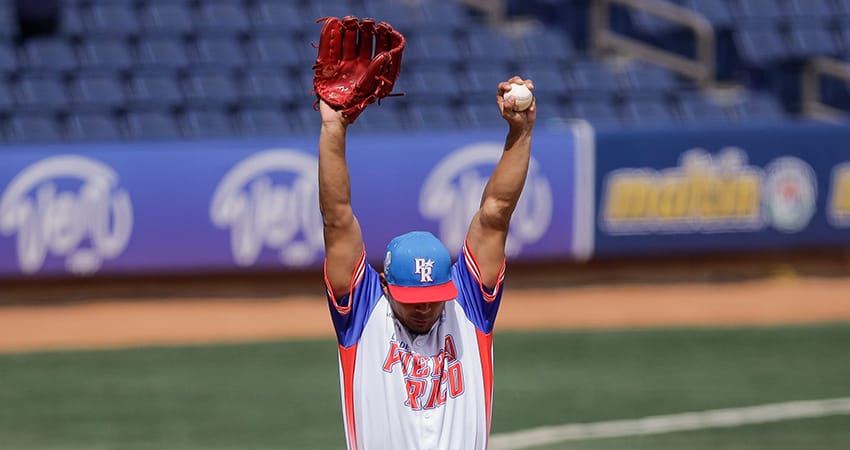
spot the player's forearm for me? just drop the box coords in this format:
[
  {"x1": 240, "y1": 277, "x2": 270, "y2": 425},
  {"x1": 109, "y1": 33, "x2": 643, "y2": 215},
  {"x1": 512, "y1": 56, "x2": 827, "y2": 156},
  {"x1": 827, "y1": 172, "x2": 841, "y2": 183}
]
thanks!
[
  {"x1": 479, "y1": 127, "x2": 533, "y2": 228},
  {"x1": 318, "y1": 121, "x2": 353, "y2": 225}
]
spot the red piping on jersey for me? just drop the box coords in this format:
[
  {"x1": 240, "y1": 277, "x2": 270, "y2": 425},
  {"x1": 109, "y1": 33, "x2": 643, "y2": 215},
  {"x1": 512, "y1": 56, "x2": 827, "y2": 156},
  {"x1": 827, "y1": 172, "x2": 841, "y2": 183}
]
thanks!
[
  {"x1": 476, "y1": 330, "x2": 494, "y2": 445},
  {"x1": 324, "y1": 246, "x2": 367, "y2": 315},
  {"x1": 463, "y1": 240, "x2": 506, "y2": 302},
  {"x1": 339, "y1": 344, "x2": 359, "y2": 450}
]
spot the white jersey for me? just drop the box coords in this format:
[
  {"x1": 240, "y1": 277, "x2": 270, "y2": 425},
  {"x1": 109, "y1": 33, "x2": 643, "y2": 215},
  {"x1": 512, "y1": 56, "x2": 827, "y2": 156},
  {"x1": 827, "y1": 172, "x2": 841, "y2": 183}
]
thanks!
[{"x1": 325, "y1": 243, "x2": 506, "y2": 450}]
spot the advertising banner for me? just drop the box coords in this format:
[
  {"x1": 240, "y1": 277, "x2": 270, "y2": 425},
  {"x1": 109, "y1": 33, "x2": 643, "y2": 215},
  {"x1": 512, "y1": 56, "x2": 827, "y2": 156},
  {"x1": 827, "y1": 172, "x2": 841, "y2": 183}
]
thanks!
[
  {"x1": 595, "y1": 123, "x2": 850, "y2": 256},
  {"x1": 0, "y1": 126, "x2": 594, "y2": 279}
]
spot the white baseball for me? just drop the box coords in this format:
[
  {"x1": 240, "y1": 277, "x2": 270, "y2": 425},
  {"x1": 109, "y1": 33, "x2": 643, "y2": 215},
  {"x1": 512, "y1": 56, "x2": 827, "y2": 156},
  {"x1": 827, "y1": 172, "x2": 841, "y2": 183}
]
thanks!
[{"x1": 503, "y1": 83, "x2": 533, "y2": 111}]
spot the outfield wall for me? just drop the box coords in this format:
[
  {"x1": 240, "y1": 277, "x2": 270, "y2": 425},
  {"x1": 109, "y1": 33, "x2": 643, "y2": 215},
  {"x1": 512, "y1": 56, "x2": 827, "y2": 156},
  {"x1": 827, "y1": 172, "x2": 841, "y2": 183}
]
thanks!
[{"x1": 0, "y1": 122, "x2": 848, "y2": 280}]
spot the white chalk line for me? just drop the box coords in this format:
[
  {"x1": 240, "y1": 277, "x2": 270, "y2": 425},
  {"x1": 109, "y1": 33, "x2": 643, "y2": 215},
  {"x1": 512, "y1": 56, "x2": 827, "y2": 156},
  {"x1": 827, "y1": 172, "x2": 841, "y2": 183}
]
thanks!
[{"x1": 489, "y1": 397, "x2": 850, "y2": 450}]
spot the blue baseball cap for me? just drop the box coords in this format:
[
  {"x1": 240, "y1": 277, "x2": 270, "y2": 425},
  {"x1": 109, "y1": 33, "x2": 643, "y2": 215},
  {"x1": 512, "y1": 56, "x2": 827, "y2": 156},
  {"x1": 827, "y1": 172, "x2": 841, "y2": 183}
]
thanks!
[{"x1": 383, "y1": 231, "x2": 458, "y2": 304}]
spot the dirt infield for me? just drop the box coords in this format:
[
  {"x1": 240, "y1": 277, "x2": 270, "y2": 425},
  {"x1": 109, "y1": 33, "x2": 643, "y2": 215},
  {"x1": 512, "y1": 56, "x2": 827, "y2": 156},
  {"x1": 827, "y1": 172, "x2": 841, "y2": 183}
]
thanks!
[{"x1": 2, "y1": 254, "x2": 850, "y2": 353}]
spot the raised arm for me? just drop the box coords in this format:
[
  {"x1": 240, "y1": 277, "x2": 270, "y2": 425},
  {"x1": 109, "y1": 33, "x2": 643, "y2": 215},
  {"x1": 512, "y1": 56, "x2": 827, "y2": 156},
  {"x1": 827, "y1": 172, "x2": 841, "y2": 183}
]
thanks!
[
  {"x1": 318, "y1": 100, "x2": 364, "y2": 299},
  {"x1": 465, "y1": 76, "x2": 536, "y2": 288}
]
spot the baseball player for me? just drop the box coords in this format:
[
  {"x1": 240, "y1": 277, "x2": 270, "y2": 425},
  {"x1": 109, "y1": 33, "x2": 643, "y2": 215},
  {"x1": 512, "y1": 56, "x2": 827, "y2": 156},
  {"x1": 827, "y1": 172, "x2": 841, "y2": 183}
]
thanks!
[{"x1": 318, "y1": 75, "x2": 536, "y2": 450}]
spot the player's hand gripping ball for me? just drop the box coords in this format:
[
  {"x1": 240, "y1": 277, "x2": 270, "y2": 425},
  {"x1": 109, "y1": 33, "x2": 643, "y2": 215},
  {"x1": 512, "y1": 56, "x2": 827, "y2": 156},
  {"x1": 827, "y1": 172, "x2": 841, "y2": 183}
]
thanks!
[{"x1": 503, "y1": 83, "x2": 533, "y2": 111}]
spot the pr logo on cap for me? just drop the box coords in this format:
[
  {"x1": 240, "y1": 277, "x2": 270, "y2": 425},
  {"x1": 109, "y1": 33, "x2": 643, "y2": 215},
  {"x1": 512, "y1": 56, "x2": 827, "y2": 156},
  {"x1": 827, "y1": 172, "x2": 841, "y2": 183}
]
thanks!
[
  {"x1": 414, "y1": 258, "x2": 434, "y2": 282},
  {"x1": 384, "y1": 231, "x2": 458, "y2": 303}
]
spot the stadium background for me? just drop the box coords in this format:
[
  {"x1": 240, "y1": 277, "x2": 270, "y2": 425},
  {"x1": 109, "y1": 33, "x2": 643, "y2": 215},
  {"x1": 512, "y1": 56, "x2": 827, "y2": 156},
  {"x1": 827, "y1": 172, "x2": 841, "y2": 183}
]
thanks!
[{"x1": 2, "y1": 0, "x2": 850, "y2": 448}]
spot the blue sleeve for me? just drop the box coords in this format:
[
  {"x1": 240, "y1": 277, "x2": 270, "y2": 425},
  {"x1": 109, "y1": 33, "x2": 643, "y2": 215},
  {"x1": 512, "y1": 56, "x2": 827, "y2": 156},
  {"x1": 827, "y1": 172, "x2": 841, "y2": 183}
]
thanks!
[
  {"x1": 324, "y1": 251, "x2": 383, "y2": 348},
  {"x1": 451, "y1": 243, "x2": 506, "y2": 334}
]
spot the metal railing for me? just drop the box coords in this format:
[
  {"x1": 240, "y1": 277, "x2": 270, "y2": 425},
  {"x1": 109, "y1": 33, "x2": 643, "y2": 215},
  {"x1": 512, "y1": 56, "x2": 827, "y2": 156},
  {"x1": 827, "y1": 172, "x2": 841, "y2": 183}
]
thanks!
[
  {"x1": 590, "y1": 0, "x2": 715, "y2": 87},
  {"x1": 801, "y1": 57, "x2": 850, "y2": 120}
]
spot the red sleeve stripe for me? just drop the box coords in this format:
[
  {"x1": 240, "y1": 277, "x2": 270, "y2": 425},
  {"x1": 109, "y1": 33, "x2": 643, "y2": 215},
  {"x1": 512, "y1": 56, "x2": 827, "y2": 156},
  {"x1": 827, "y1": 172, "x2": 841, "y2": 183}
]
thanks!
[
  {"x1": 324, "y1": 246, "x2": 367, "y2": 315},
  {"x1": 462, "y1": 240, "x2": 505, "y2": 303}
]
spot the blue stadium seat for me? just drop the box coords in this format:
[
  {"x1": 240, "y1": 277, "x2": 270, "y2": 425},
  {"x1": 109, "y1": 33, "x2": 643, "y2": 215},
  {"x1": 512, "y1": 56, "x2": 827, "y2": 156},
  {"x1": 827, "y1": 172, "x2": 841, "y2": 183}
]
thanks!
[
  {"x1": 676, "y1": 92, "x2": 732, "y2": 123},
  {"x1": 135, "y1": 37, "x2": 190, "y2": 71},
  {"x1": 842, "y1": 26, "x2": 850, "y2": 56},
  {"x1": 682, "y1": 0, "x2": 735, "y2": 28},
  {"x1": 419, "y1": 0, "x2": 468, "y2": 30},
  {"x1": 570, "y1": 99, "x2": 621, "y2": 127},
  {"x1": 82, "y1": 4, "x2": 139, "y2": 36},
  {"x1": 733, "y1": 27, "x2": 790, "y2": 66},
  {"x1": 630, "y1": 1, "x2": 685, "y2": 37},
  {"x1": 236, "y1": 106, "x2": 294, "y2": 136},
  {"x1": 734, "y1": 92, "x2": 787, "y2": 121},
  {"x1": 0, "y1": 83, "x2": 12, "y2": 114},
  {"x1": 5, "y1": 114, "x2": 62, "y2": 143},
  {"x1": 786, "y1": 0, "x2": 836, "y2": 20},
  {"x1": 734, "y1": 0, "x2": 788, "y2": 26},
  {"x1": 513, "y1": 28, "x2": 576, "y2": 67},
  {"x1": 191, "y1": 36, "x2": 246, "y2": 70},
  {"x1": 69, "y1": 72, "x2": 126, "y2": 112},
  {"x1": 402, "y1": 69, "x2": 463, "y2": 103},
  {"x1": 0, "y1": 6, "x2": 16, "y2": 38},
  {"x1": 566, "y1": 61, "x2": 621, "y2": 97},
  {"x1": 65, "y1": 112, "x2": 122, "y2": 142},
  {"x1": 138, "y1": 3, "x2": 194, "y2": 36},
  {"x1": 786, "y1": 23, "x2": 841, "y2": 59},
  {"x1": 250, "y1": 1, "x2": 305, "y2": 35},
  {"x1": 182, "y1": 70, "x2": 240, "y2": 108},
  {"x1": 404, "y1": 34, "x2": 465, "y2": 68},
  {"x1": 621, "y1": 63, "x2": 681, "y2": 96},
  {"x1": 241, "y1": 68, "x2": 299, "y2": 106},
  {"x1": 127, "y1": 71, "x2": 183, "y2": 110},
  {"x1": 195, "y1": 2, "x2": 251, "y2": 36},
  {"x1": 306, "y1": 0, "x2": 365, "y2": 22},
  {"x1": 461, "y1": 64, "x2": 511, "y2": 102},
  {"x1": 124, "y1": 109, "x2": 181, "y2": 140},
  {"x1": 0, "y1": 43, "x2": 17, "y2": 75},
  {"x1": 621, "y1": 98, "x2": 677, "y2": 125},
  {"x1": 290, "y1": 106, "x2": 320, "y2": 134},
  {"x1": 464, "y1": 26, "x2": 518, "y2": 65},
  {"x1": 406, "y1": 104, "x2": 460, "y2": 130},
  {"x1": 78, "y1": 39, "x2": 133, "y2": 72},
  {"x1": 351, "y1": 103, "x2": 406, "y2": 133},
  {"x1": 246, "y1": 33, "x2": 305, "y2": 69},
  {"x1": 517, "y1": 67, "x2": 569, "y2": 99},
  {"x1": 58, "y1": 5, "x2": 84, "y2": 37},
  {"x1": 462, "y1": 103, "x2": 504, "y2": 129},
  {"x1": 21, "y1": 38, "x2": 78, "y2": 73},
  {"x1": 364, "y1": 2, "x2": 418, "y2": 35},
  {"x1": 14, "y1": 75, "x2": 69, "y2": 112},
  {"x1": 180, "y1": 108, "x2": 235, "y2": 139}
]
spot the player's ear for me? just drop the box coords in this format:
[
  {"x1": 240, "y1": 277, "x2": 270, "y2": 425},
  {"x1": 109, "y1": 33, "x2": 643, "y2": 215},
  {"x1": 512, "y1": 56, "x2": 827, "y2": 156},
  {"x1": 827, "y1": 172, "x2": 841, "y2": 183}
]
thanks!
[{"x1": 379, "y1": 273, "x2": 389, "y2": 293}]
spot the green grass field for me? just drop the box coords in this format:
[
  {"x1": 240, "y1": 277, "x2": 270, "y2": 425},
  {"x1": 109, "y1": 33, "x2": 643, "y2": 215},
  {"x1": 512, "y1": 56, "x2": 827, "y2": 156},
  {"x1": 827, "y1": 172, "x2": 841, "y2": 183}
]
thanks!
[{"x1": 2, "y1": 323, "x2": 850, "y2": 449}]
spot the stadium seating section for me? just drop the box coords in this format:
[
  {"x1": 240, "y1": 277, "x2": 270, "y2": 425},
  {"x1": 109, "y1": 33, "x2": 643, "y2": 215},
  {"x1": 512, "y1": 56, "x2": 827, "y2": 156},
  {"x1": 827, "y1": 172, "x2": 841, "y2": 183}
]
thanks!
[{"x1": 0, "y1": 0, "x2": 847, "y2": 143}]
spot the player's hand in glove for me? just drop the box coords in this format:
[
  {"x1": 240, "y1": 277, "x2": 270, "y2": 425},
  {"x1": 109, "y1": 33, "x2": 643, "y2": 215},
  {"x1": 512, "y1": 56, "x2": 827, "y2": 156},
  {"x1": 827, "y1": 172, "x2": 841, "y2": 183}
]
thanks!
[{"x1": 312, "y1": 16, "x2": 406, "y2": 123}]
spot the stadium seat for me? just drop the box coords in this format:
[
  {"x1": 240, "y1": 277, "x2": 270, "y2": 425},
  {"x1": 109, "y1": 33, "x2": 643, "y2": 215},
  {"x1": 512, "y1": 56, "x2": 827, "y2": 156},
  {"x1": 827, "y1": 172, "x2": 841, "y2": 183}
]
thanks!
[
  {"x1": 786, "y1": 23, "x2": 841, "y2": 59},
  {"x1": 621, "y1": 97, "x2": 677, "y2": 125},
  {"x1": 463, "y1": 26, "x2": 518, "y2": 66},
  {"x1": 5, "y1": 114, "x2": 62, "y2": 143},
  {"x1": 58, "y1": 5, "x2": 84, "y2": 37},
  {"x1": 462, "y1": 103, "x2": 504, "y2": 129},
  {"x1": 786, "y1": 0, "x2": 836, "y2": 20},
  {"x1": 630, "y1": 1, "x2": 685, "y2": 37},
  {"x1": 0, "y1": 43, "x2": 17, "y2": 76},
  {"x1": 64, "y1": 112, "x2": 122, "y2": 142},
  {"x1": 236, "y1": 106, "x2": 294, "y2": 136},
  {"x1": 249, "y1": 1, "x2": 305, "y2": 35},
  {"x1": 245, "y1": 33, "x2": 305, "y2": 70},
  {"x1": 306, "y1": 0, "x2": 366, "y2": 23},
  {"x1": 351, "y1": 103, "x2": 406, "y2": 133},
  {"x1": 461, "y1": 64, "x2": 512, "y2": 102},
  {"x1": 419, "y1": 0, "x2": 468, "y2": 29},
  {"x1": 0, "y1": 83, "x2": 12, "y2": 114},
  {"x1": 513, "y1": 27, "x2": 576, "y2": 68},
  {"x1": 195, "y1": 2, "x2": 251, "y2": 36},
  {"x1": 569, "y1": 99, "x2": 622, "y2": 127},
  {"x1": 0, "y1": 6, "x2": 16, "y2": 38},
  {"x1": 68, "y1": 72, "x2": 126, "y2": 112},
  {"x1": 682, "y1": 0, "x2": 735, "y2": 28},
  {"x1": 20, "y1": 38, "x2": 77, "y2": 73},
  {"x1": 190, "y1": 35, "x2": 246, "y2": 70},
  {"x1": 566, "y1": 61, "x2": 621, "y2": 97},
  {"x1": 733, "y1": 27, "x2": 790, "y2": 67},
  {"x1": 138, "y1": 3, "x2": 194, "y2": 36},
  {"x1": 404, "y1": 34, "x2": 465, "y2": 68},
  {"x1": 13, "y1": 75, "x2": 69, "y2": 112},
  {"x1": 82, "y1": 4, "x2": 139, "y2": 36},
  {"x1": 124, "y1": 109, "x2": 181, "y2": 140},
  {"x1": 180, "y1": 108, "x2": 235, "y2": 139},
  {"x1": 126, "y1": 71, "x2": 183, "y2": 110},
  {"x1": 621, "y1": 63, "x2": 681, "y2": 96},
  {"x1": 406, "y1": 104, "x2": 461, "y2": 130},
  {"x1": 78, "y1": 39, "x2": 134, "y2": 72},
  {"x1": 402, "y1": 69, "x2": 463, "y2": 104},
  {"x1": 241, "y1": 68, "x2": 299, "y2": 106},
  {"x1": 182, "y1": 70, "x2": 239, "y2": 108},
  {"x1": 517, "y1": 67, "x2": 570, "y2": 100},
  {"x1": 734, "y1": 0, "x2": 788, "y2": 26},
  {"x1": 676, "y1": 91, "x2": 732, "y2": 123},
  {"x1": 734, "y1": 92, "x2": 788, "y2": 121},
  {"x1": 134, "y1": 37, "x2": 190, "y2": 71},
  {"x1": 289, "y1": 106, "x2": 320, "y2": 135}
]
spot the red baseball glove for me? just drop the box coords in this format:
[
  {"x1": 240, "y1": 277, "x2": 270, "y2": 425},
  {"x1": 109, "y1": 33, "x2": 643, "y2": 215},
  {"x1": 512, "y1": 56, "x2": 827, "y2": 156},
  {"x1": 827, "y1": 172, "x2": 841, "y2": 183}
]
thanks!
[{"x1": 312, "y1": 16, "x2": 406, "y2": 123}]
